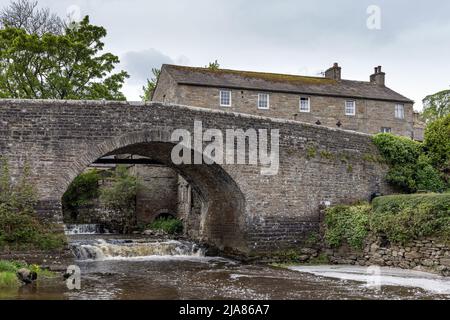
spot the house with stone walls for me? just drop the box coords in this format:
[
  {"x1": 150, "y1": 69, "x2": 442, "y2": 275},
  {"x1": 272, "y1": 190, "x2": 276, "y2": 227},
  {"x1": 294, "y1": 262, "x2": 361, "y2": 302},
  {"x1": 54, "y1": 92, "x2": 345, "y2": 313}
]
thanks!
[{"x1": 153, "y1": 63, "x2": 424, "y2": 140}]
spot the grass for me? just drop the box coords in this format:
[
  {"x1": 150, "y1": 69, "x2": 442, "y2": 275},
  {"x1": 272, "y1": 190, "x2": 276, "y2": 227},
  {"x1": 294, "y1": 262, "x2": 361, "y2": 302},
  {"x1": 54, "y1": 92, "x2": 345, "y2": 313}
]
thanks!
[
  {"x1": 0, "y1": 272, "x2": 19, "y2": 287},
  {"x1": 0, "y1": 260, "x2": 56, "y2": 288}
]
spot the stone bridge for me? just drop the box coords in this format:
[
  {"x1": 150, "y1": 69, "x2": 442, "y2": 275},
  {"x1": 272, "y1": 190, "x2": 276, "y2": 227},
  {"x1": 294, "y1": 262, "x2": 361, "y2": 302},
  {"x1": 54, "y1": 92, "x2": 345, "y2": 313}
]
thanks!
[{"x1": 0, "y1": 99, "x2": 390, "y2": 256}]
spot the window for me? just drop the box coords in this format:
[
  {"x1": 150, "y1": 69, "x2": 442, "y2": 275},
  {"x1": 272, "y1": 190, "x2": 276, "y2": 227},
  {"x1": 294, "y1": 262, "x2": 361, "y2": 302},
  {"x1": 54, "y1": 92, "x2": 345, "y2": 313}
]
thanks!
[
  {"x1": 381, "y1": 127, "x2": 392, "y2": 133},
  {"x1": 345, "y1": 100, "x2": 356, "y2": 116},
  {"x1": 258, "y1": 93, "x2": 269, "y2": 110},
  {"x1": 220, "y1": 90, "x2": 231, "y2": 107},
  {"x1": 300, "y1": 97, "x2": 310, "y2": 113},
  {"x1": 395, "y1": 104, "x2": 405, "y2": 119}
]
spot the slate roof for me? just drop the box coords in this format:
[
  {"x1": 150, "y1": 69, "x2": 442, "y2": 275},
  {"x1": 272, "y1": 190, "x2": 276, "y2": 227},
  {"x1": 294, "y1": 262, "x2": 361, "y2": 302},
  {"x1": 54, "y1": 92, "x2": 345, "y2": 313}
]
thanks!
[{"x1": 162, "y1": 64, "x2": 414, "y2": 104}]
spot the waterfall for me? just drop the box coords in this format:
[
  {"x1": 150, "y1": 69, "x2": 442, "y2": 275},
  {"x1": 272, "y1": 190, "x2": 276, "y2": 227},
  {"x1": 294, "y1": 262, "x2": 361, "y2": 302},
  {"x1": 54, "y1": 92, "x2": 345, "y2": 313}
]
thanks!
[
  {"x1": 64, "y1": 224, "x2": 108, "y2": 235},
  {"x1": 70, "y1": 239, "x2": 205, "y2": 261}
]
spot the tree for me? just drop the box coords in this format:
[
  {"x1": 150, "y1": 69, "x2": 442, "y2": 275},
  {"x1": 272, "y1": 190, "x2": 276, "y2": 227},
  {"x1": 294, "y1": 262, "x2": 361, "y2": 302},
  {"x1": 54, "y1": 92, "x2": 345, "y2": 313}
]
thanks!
[
  {"x1": 141, "y1": 68, "x2": 160, "y2": 102},
  {"x1": 100, "y1": 165, "x2": 140, "y2": 234},
  {"x1": 206, "y1": 60, "x2": 220, "y2": 70},
  {"x1": 0, "y1": 16, "x2": 129, "y2": 100},
  {"x1": 424, "y1": 114, "x2": 450, "y2": 184},
  {"x1": 422, "y1": 89, "x2": 450, "y2": 123},
  {"x1": 0, "y1": 0, "x2": 64, "y2": 35}
]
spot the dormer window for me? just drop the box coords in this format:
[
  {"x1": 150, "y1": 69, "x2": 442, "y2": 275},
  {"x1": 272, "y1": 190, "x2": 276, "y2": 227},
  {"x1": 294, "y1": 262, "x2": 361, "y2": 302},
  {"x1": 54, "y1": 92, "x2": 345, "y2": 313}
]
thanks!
[
  {"x1": 258, "y1": 93, "x2": 270, "y2": 110},
  {"x1": 220, "y1": 90, "x2": 231, "y2": 107}
]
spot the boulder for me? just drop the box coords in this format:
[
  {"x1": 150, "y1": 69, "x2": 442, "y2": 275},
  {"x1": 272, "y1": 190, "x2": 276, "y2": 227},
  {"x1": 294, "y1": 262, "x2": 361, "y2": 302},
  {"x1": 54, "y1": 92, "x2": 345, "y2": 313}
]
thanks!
[{"x1": 16, "y1": 268, "x2": 37, "y2": 285}]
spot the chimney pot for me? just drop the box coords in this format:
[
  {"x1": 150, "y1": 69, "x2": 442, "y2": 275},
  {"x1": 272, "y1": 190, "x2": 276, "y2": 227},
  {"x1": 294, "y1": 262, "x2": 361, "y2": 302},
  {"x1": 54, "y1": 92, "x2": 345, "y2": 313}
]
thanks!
[
  {"x1": 370, "y1": 65, "x2": 385, "y2": 86},
  {"x1": 325, "y1": 62, "x2": 342, "y2": 80}
]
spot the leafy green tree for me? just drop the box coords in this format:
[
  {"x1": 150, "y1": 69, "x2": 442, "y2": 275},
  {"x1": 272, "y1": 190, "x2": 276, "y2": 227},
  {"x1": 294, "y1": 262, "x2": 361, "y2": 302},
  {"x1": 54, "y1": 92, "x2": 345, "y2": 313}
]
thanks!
[
  {"x1": 0, "y1": 16, "x2": 128, "y2": 100},
  {"x1": 423, "y1": 114, "x2": 450, "y2": 183},
  {"x1": 422, "y1": 89, "x2": 450, "y2": 123},
  {"x1": 100, "y1": 165, "x2": 139, "y2": 233},
  {"x1": 141, "y1": 68, "x2": 160, "y2": 102}
]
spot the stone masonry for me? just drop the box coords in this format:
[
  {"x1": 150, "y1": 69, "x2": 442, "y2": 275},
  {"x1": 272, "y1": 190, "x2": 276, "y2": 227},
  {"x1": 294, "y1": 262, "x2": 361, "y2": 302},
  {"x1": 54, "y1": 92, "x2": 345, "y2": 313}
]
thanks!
[
  {"x1": 0, "y1": 99, "x2": 392, "y2": 256},
  {"x1": 153, "y1": 64, "x2": 419, "y2": 139}
]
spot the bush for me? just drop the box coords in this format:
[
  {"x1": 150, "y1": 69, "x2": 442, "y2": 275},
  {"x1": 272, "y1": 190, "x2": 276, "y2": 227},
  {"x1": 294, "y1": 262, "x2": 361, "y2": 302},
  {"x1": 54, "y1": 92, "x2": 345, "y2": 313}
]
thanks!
[
  {"x1": 148, "y1": 217, "x2": 183, "y2": 235},
  {"x1": 372, "y1": 133, "x2": 445, "y2": 193},
  {"x1": 371, "y1": 194, "x2": 450, "y2": 244},
  {"x1": 0, "y1": 158, "x2": 66, "y2": 251},
  {"x1": 324, "y1": 204, "x2": 371, "y2": 249},
  {"x1": 324, "y1": 194, "x2": 450, "y2": 249}
]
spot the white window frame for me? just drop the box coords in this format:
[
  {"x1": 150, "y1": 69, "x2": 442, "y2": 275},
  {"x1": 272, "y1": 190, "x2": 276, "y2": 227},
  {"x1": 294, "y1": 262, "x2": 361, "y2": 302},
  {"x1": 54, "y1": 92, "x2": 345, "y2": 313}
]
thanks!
[
  {"x1": 381, "y1": 127, "x2": 392, "y2": 133},
  {"x1": 345, "y1": 100, "x2": 356, "y2": 116},
  {"x1": 395, "y1": 104, "x2": 405, "y2": 119},
  {"x1": 258, "y1": 93, "x2": 270, "y2": 110},
  {"x1": 219, "y1": 90, "x2": 232, "y2": 107},
  {"x1": 299, "y1": 97, "x2": 311, "y2": 113}
]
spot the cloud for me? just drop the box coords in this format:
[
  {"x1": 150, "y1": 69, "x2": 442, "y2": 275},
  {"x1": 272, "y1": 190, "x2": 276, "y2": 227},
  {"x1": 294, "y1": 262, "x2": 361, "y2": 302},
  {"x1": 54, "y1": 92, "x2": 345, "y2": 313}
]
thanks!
[{"x1": 121, "y1": 49, "x2": 174, "y2": 84}]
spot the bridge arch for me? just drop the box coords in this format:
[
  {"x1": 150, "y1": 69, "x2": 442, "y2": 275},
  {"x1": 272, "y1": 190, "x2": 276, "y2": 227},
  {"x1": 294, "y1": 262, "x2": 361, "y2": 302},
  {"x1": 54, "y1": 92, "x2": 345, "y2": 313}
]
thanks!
[{"x1": 60, "y1": 129, "x2": 247, "y2": 252}]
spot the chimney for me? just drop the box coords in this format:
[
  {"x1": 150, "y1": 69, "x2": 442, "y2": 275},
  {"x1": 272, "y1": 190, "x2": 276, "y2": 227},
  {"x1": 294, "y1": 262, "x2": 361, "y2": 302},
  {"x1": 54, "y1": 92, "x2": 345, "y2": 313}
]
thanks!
[
  {"x1": 325, "y1": 62, "x2": 341, "y2": 80},
  {"x1": 370, "y1": 66, "x2": 385, "y2": 86}
]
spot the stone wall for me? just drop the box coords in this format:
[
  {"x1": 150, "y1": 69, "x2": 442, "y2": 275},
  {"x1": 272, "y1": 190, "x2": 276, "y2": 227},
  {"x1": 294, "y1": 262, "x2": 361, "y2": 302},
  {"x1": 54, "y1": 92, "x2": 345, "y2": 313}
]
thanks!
[
  {"x1": 131, "y1": 164, "x2": 179, "y2": 224},
  {"x1": 154, "y1": 84, "x2": 416, "y2": 139},
  {"x1": 324, "y1": 236, "x2": 450, "y2": 276}
]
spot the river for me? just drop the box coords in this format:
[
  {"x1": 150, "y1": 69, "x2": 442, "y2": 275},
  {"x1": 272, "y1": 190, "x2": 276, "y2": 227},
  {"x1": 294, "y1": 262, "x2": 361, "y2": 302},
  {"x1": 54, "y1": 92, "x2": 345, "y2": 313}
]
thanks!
[{"x1": 1, "y1": 226, "x2": 450, "y2": 300}]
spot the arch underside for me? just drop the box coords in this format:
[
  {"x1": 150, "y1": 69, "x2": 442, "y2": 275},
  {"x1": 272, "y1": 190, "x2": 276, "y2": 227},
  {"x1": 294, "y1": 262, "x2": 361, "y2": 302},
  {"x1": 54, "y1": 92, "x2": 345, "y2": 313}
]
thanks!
[{"x1": 61, "y1": 134, "x2": 247, "y2": 253}]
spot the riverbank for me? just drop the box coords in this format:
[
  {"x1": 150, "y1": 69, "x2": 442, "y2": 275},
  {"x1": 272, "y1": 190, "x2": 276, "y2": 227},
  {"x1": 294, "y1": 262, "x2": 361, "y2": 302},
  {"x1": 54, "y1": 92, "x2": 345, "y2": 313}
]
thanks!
[{"x1": 2, "y1": 232, "x2": 450, "y2": 300}]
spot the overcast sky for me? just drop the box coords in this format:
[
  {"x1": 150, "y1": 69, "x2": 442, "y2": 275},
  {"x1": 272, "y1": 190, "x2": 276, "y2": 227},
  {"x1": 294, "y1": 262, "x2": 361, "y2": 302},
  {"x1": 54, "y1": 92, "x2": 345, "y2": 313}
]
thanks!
[{"x1": 2, "y1": 0, "x2": 450, "y2": 109}]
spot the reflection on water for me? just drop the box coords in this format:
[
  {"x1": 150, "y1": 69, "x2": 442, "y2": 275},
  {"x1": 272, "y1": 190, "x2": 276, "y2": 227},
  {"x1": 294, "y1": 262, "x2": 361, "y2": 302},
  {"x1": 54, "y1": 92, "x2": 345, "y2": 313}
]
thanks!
[{"x1": 1, "y1": 234, "x2": 450, "y2": 300}]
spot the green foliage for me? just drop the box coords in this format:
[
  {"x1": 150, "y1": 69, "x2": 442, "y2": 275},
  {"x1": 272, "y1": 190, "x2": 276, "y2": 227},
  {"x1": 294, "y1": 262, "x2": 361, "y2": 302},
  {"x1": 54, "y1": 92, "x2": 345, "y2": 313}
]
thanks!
[
  {"x1": 62, "y1": 169, "x2": 100, "y2": 211},
  {"x1": 319, "y1": 150, "x2": 334, "y2": 160},
  {"x1": 306, "y1": 146, "x2": 317, "y2": 159},
  {"x1": 0, "y1": 158, "x2": 65, "y2": 251},
  {"x1": 422, "y1": 89, "x2": 450, "y2": 123},
  {"x1": 372, "y1": 133, "x2": 445, "y2": 193},
  {"x1": 424, "y1": 114, "x2": 450, "y2": 183},
  {"x1": 324, "y1": 204, "x2": 371, "y2": 249},
  {"x1": 324, "y1": 194, "x2": 450, "y2": 249},
  {"x1": 371, "y1": 194, "x2": 450, "y2": 244},
  {"x1": 0, "y1": 271, "x2": 18, "y2": 287},
  {"x1": 100, "y1": 165, "x2": 139, "y2": 233},
  {"x1": 0, "y1": 16, "x2": 128, "y2": 100},
  {"x1": 148, "y1": 217, "x2": 183, "y2": 235},
  {"x1": 0, "y1": 259, "x2": 55, "y2": 287},
  {"x1": 206, "y1": 60, "x2": 220, "y2": 70},
  {"x1": 308, "y1": 253, "x2": 329, "y2": 265},
  {"x1": 0, "y1": 260, "x2": 25, "y2": 273},
  {"x1": 141, "y1": 68, "x2": 161, "y2": 102}
]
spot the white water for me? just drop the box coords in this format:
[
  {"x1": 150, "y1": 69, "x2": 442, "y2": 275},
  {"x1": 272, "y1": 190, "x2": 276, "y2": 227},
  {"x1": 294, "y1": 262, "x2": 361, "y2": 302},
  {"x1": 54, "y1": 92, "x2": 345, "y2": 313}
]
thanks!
[
  {"x1": 64, "y1": 224, "x2": 108, "y2": 235},
  {"x1": 289, "y1": 265, "x2": 450, "y2": 295},
  {"x1": 70, "y1": 239, "x2": 206, "y2": 261}
]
